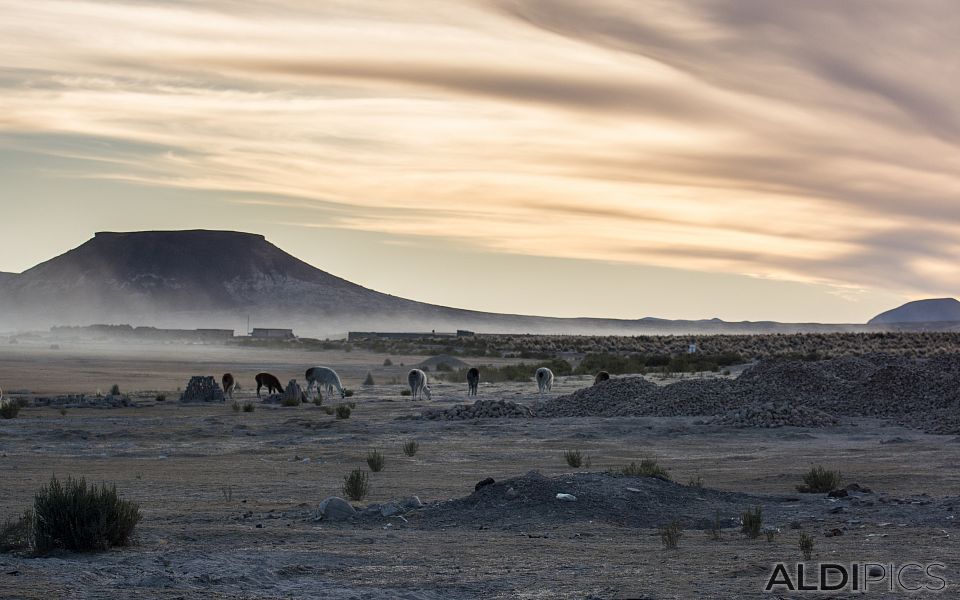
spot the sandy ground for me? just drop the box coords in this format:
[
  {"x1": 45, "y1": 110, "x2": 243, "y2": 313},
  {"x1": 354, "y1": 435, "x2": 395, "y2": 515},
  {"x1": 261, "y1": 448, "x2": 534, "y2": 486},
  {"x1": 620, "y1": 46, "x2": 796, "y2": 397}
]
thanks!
[{"x1": 1, "y1": 343, "x2": 959, "y2": 599}]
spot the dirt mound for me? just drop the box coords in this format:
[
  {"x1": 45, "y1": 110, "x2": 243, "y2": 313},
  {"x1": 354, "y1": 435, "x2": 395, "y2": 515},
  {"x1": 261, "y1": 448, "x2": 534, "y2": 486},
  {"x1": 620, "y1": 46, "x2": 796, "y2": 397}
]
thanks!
[
  {"x1": 713, "y1": 402, "x2": 839, "y2": 428},
  {"x1": 421, "y1": 399, "x2": 533, "y2": 420},
  {"x1": 411, "y1": 470, "x2": 806, "y2": 530},
  {"x1": 533, "y1": 377, "x2": 659, "y2": 417}
]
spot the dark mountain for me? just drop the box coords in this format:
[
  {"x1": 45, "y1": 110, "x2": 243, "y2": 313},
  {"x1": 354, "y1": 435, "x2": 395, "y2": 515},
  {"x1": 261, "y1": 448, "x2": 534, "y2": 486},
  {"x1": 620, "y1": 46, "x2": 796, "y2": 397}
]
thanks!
[
  {"x1": 0, "y1": 229, "x2": 868, "y2": 336},
  {"x1": 868, "y1": 298, "x2": 960, "y2": 325}
]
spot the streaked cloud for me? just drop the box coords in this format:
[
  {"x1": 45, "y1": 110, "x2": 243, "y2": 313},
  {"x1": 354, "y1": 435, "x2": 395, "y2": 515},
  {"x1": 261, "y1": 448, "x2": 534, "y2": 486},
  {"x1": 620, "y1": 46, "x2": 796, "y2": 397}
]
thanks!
[{"x1": 1, "y1": 0, "x2": 959, "y2": 316}]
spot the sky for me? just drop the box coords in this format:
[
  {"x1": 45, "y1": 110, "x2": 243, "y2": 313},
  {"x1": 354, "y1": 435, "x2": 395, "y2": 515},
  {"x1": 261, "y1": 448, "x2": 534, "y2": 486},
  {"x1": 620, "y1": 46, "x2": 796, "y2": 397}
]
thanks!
[{"x1": 1, "y1": 1, "x2": 957, "y2": 323}]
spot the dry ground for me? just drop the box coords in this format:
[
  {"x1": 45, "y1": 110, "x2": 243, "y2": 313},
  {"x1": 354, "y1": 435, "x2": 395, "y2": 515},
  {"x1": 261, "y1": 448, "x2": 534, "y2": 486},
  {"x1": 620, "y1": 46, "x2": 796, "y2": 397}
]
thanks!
[{"x1": 1, "y1": 342, "x2": 959, "y2": 599}]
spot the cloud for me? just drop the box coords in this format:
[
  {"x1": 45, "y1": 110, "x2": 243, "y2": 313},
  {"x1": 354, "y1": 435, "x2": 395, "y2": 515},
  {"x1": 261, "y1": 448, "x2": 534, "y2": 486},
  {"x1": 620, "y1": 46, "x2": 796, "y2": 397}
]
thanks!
[{"x1": 1, "y1": 0, "x2": 959, "y2": 302}]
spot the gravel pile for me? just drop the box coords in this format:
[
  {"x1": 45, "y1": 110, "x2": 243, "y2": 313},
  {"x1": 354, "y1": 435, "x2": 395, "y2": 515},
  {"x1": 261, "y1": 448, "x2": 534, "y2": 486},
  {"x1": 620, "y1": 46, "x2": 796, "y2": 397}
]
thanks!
[
  {"x1": 28, "y1": 394, "x2": 132, "y2": 408},
  {"x1": 712, "y1": 402, "x2": 839, "y2": 428},
  {"x1": 179, "y1": 376, "x2": 225, "y2": 403},
  {"x1": 533, "y1": 354, "x2": 960, "y2": 434},
  {"x1": 422, "y1": 399, "x2": 533, "y2": 420}
]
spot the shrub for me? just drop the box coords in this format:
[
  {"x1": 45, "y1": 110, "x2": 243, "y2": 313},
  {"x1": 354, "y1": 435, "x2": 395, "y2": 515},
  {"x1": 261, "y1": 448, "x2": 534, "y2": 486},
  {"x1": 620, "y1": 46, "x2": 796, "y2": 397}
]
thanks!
[
  {"x1": 362, "y1": 372, "x2": 375, "y2": 386},
  {"x1": 660, "y1": 519, "x2": 683, "y2": 549},
  {"x1": 799, "y1": 532, "x2": 815, "y2": 560},
  {"x1": 0, "y1": 402, "x2": 20, "y2": 419},
  {"x1": 563, "y1": 450, "x2": 583, "y2": 468},
  {"x1": 706, "y1": 509, "x2": 722, "y2": 541},
  {"x1": 33, "y1": 476, "x2": 141, "y2": 552},
  {"x1": 231, "y1": 401, "x2": 240, "y2": 413},
  {"x1": 109, "y1": 384, "x2": 121, "y2": 396},
  {"x1": 688, "y1": 475, "x2": 704, "y2": 488},
  {"x1": 622, "y1": 458, "x2": 669, "y2": 480},
  {"x1": 155, "y1": 393, "x2": 166, "y2": 402},
  {"x1": 799, "y1": 465, "x2": 842, "y2": 493},
  {"x1": 323, "y1": 405, "x2": 335, "y2": 415},
  {"x1": 281, "y1": 396, "x2": 301, "y2": 407},
  {"x1": 343, "y1": 389, "x2": 354, "y2": 398},
  {"x1": 402, "y1": 440, "x2": 419, "y2": 457},
  {"x1": 342, "y1": 469, "x2": 369, "y2": 501},
  {"x1": 366, "y1": 450, "x2": 385, "y2": 472},
  {"x1": 741, "y1": 506, "x2": 762, "y2": 539},
  {"x1": 242, "y1": 402, "x2": 255, "y2": 413},
  {"x1": 335, "y1": 404, "x2": 351, "y2": 419},
  {"x1": 312, "y1": 394, "x2": 324, "y2": 406},
  {"x1": 383, "y1": 358, "x2": 393, "y2": 366},
  {"x1": 0, "y1": 511, "x2": 33, "y2": 553},
  {"x1": 59, "y1": 407, "x2": 68, "y2": 416},
  {"x1": 400, "y1": 389, "x2": 412, "y2": 397}
]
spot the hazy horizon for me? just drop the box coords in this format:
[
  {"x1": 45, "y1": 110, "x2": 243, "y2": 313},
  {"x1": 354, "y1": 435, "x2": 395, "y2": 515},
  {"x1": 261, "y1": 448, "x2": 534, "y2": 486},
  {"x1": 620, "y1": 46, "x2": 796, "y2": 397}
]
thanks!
[{"x1": 3, "y1": 1, "x2": 958, "y2": 322}]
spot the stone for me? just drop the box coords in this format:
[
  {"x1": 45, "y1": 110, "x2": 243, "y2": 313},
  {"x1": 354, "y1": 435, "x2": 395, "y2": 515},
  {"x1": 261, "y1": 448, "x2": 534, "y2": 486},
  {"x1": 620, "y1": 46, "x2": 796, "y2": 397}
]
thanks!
[
  {"x1": 400, "y1": 496, "x2": 423, "y2": 510},
  {"x1": 828, "y1": 489, "x2": 848, "y2": 498},
  {"x1": 380, "y1": 502, "x2": 402, "y2": 517},
  {"x1": 318, "y1": 496, "x2": 356, "y2": 521},
  {"x1": 475, "y1": 477, "x2": 495, "y2": 491},
  {"x1": 504, "y1": 487, "x2": 518, "y2": 500},
  {"x1": 555, "y1": 493, "x2": 577, "y2": 502},
  {"x1": 179, "y1": 376, "x2": 225, "y2": 403}
]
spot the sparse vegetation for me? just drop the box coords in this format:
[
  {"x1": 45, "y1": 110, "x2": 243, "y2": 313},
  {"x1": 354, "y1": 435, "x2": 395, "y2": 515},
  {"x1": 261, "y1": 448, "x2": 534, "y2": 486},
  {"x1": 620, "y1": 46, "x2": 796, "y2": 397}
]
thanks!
[
  {"x1": 660, "y1": 519, "x2": 683, "y2": 549},
  {"x1": 335, "y1": 404, "x2": 351, "y2": 419},
  {"x1": 564, "y1": 449, "x2": 583, "y2": 468},
  {"x1": 342, "y1": 469, "x2": 369, "y2": 501},
  {"x1": 322, "y1": 405, "x2": 335, "y2": 415},
  {"x1": 0, "y1": 511, "x2": 33, "y2": 553},
  {"x1": 33, "y1": 476, "x2": 141, "y2": 553},
  {"x1": 366, "y1": 450, "x2": 385, "y2": 472},
  {"x1": 155, "y1": 393, "x2": 166, "y2": 402},
  {"x1": 362, "y1": 372, "x2": 375, "y2": 386},
  {"x1": 312, "y1": 394, "x2": 323, "y2": 406},
  {"x1": 707, "y1": 509, "x2": 722, "y2": 541},
  {"x1": 799, "y1": 532, "x2": 815, "y2": 560},
  {"x1": 0, "y1": 401, "x2": 20, "y2": 419},
  {"x1": 343, "y1": 389, "x2": 354, "y2": 398},
  {"x1": 622, "y1": 458, "x2": 670, "y2": 480},
  {"x1": 242, "y1": 402, "x2": 255, "y2": 413},
  {"x1": 231, "y1": 401, "x2": 240, "y2": 412},
  {"x1": 799, "y1": 465, "x2": 842, "y2": 493},
  {"x1": 281, "y1": 396, "x2": 301, "y2": 407},
  {"x1": 109, "y1": 384, "x2": 121, "y2": 396},
  {"x1": 741, "y1": 506, "x2": 763, "y2": 539},
  {"x1": 403, "y1": 440, "x2": 419, "y2": 457},
  {"x1": 688, "y1": 475, "x2": 704, "y2": 488},
  {"x1": 383, "y1": 358, "x2": 393, "y2": 366},
  {"x1": 59, "y1": 407, "x2": 67, "y2": 416},
  {"x1": 400, "y1": 389, "x2": 412, "y2": 397},
  {"x1": 221, "y1": 486, "x2": 233, "y2": 502}
]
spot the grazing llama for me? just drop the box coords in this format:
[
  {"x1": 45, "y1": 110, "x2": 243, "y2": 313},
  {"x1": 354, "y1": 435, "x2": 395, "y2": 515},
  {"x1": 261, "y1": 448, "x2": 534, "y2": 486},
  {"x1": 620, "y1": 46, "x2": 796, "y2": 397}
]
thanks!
[
  {"x1": 594, "y1": 371, "x2": 610, "y2": 385},
  {"x1": 466, "y1": 367, "x2": 480, "y2": 396},
  {"x1": 222, "y1": 373, "x2": 236, "y2": 399},
  {"x1": 255, "y1": 372, "x2": 283, "y2": 398},
  {"x1": 305, "y1": 366, "x2": 346, "y2": 399},
  {"x1": 536, "y1": 367, "x2": 554, "y2": 394},
  {"x1": 407, "y1": 368, "x2": 432, "y2": 401}
]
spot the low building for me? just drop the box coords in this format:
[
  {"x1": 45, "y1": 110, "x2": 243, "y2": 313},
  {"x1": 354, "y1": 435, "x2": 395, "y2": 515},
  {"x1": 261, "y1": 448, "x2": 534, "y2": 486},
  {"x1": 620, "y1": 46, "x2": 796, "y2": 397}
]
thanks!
[
  {"x1": 347, "y1": 331, "x2": 458, "y2": 341},
  {"x1": 251, "y1": 328, "x2": 295, "y2": 340}
]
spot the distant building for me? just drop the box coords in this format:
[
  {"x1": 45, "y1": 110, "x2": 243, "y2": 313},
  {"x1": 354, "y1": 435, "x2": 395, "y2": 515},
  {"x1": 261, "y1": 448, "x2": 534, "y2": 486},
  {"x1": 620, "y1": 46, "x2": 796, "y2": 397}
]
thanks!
[
  {"x1": 347, "y1": 331, "x2": 458, "y2": 342},
  {"x1": 251, "y1": 328, "x2": 295, "y2": 339}
]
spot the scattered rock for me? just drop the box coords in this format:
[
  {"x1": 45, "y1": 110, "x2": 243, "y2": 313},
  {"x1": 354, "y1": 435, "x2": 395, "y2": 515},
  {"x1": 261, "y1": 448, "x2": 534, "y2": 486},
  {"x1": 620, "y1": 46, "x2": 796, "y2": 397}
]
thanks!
[
  {"x1": 422, "y1": 399, "x2": 534, "y2": 420},
  {"x1": 380, "y1": 502, "x2": 402, "y2": 517},
  {"x1": 318, "y1": 497, "x2": 356, "y2": 522}
]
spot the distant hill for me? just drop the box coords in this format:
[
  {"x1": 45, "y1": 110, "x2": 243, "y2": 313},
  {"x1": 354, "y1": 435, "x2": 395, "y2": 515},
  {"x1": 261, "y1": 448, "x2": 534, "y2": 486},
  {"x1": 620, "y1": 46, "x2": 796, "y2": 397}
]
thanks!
[
  {"x1": 868, "y1": 298, "x2": 960, "y2": 325},
  {"x1": 0, "y1": 229, "x2": 873, "y2": 336}
]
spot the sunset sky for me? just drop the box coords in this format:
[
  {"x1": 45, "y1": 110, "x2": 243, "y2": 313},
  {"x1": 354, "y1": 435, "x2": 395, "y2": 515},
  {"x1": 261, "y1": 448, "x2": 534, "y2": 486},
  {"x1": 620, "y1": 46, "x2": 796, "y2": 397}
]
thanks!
[{"x1": 2, "y1": 0, "x2": 957, "y2": 322}]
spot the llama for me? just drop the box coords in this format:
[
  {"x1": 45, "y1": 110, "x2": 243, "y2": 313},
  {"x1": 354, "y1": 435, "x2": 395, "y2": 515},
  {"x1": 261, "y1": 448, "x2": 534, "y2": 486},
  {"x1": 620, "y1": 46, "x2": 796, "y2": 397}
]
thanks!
[
  {"x1": 407, "y1": 368, "x2": 431, "y2": 401},
  {"x1": 594, "y1": 371, "x2": 610, "y2": 385},
  {"x1": 222, "y1": 373, "x2": 236, "y2": 399},
  {"x1": 255, "y1": 372, "x2": 283, "y2": 398},
  {"x1": 304, "y1": 366, "x2": 346, "y2": 399},
  {"x1": 535, "y1": 367, "x2": 554, "y2": 394},
  {"x1": 466, "y1": 367, "x2": 479, "y2": 396}
]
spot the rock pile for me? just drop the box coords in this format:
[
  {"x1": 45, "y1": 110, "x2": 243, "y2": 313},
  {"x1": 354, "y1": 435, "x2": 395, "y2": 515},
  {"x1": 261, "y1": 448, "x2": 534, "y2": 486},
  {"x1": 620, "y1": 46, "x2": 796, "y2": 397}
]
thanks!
[
  {"x1": 29, "y1": 394, "x2": 132, "y2": 408},
  {"x1": 179, "y1": 376, "x2": 225, "y2": 403},
  {"x1": 712, "y1": 402, "x2": 839, "y2": 428},
  {"x1": 283, "y1": 379, "x2": 307, "y2": 404},
  {"x1": 422, "y1": 399, "x2": 533, "y2": 420}
]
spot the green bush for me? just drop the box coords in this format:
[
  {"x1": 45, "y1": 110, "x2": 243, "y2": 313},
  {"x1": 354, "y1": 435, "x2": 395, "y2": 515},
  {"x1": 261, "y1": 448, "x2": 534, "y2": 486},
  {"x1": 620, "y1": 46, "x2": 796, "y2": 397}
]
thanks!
[
  {"x1": 343, "y1": 389, "x2": 354, "y2": 398},
  {"x1": 707, "y1": 509, "x2": 722, "y2": 541},
  {"x1": 563, "y1": 449, "x2": 583, "y2": 468},
  {"x1": 231, "y1": 401, "x2": 240, "y2": 413},
  {"x1": 33, "y1": 476, "x2": 141, "y2": 552},
  {"x1": 799, "y1": 465, "x2": 842, "y2": 493},
  {"x1": 281, "y1": 396, "x2": 301, "y2": 407},
  {"x1": 322, "y1": 405, "x2": 335, "y2": 415},
  {"x1": 366, "y1": 450, "x2": 385, "y2": 472},
  {"x1": 402, "y1": 440, "x2": 419, "y2": 457},
  {"x1": 242, "y1": 402, "x2": 255, "y2": 413},
  {"x1": 799, "y1": 532, "x2": 815, "y2": 560},
  {"x1": 155, "y1": 393, "x2": 166, "y2": 402},
  {"x1": 741, "y1": 506, "x2": 762, "y2": 539},
  {"x1": 622, "y1": 458, "x2": 669, "y2": 480},
  {"x1": 0, "y1": 402, "x2": 20, "y2": 419},
  {"x1": 109, "y1": 384, "x2": 121, "y2": 396},
  {"x1": 383, "y1": 358, "x2": 393, "y2": 366},
  {"x1": 342, "y1": 469, "x2": 369, "y2": 501},
  {"x1": 312, "y1": 394, "x2": 324, "y2": 406},
  {"x1": 335, "y1": 404, "x2": 351, "y2": 419},
  {"x1": 400, "y1": 389, "x2": 412, "y2": 397},
  {"x1": 660, "y1": 519, "x2": 683, "y2": 549}
]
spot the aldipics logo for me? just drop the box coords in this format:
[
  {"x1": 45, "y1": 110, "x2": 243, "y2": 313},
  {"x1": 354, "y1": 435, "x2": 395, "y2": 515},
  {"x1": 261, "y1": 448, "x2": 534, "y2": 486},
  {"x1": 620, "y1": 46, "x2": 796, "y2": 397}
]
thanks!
[{"x1": 765, "y1": 563, "x2": 947, "y2": 593}]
